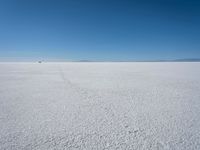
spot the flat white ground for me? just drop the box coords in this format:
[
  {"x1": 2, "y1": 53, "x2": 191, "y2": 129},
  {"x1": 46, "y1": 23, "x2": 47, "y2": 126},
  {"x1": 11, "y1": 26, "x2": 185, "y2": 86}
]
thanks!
[{"x1": 0, "y1": 62, "x2": 200, "y2": 150}]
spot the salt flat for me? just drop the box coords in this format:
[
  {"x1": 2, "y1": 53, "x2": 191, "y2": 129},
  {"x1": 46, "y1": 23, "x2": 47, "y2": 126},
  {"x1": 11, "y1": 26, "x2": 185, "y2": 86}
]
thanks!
[{"x1": 0, "y1": 62, "x2": 200, "y2": 150}]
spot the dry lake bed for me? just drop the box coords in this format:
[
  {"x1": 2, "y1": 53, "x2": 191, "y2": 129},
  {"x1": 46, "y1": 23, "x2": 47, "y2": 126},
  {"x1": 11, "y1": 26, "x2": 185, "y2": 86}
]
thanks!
[{"x1": 0, "y1": 62, "x2": 200, "y2": 150}]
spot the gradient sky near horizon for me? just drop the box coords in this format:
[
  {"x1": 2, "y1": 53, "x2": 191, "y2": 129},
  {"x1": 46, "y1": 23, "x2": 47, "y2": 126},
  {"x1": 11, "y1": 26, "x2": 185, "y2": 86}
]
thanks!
[{"x1": 0, "y1": 0, "x2": 200, "y2": 61}]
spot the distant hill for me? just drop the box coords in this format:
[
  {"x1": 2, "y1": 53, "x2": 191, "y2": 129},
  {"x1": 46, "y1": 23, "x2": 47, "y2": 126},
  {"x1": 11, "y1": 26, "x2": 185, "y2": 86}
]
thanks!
[{"x1": 77, "y1": 60, "x2": 94, "y2": 62}]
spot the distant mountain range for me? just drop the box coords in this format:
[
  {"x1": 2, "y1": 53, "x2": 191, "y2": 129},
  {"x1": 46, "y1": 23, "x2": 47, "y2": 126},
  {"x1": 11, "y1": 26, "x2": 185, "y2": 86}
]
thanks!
[
  {"x1": 171, "y1": 58, "x2": 200, "y2": 62},
  {"x1": 1, "y1": 58, "x2": 200, "y2": 62},
  {"x1": 77, "y1": 58, "x2": 200, "y2": 62}
]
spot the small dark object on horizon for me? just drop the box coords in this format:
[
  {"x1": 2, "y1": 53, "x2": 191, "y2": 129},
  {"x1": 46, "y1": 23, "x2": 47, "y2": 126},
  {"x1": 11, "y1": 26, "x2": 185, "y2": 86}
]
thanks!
[{"x1": 38, "y1": 61, "x2": 42, "y2": 63}]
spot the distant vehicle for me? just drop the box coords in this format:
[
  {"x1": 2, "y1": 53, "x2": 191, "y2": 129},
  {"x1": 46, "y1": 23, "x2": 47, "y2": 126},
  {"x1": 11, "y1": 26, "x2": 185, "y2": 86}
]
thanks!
[{"x1": 38, "y1": 61, "x2": 42, "y2": 63}]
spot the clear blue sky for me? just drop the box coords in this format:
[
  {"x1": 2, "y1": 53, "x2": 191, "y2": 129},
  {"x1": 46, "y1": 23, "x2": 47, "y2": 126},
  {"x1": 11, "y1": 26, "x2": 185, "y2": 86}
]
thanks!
[{"x1": 0, "y1": 0, "x2": 200, "y2": 61}]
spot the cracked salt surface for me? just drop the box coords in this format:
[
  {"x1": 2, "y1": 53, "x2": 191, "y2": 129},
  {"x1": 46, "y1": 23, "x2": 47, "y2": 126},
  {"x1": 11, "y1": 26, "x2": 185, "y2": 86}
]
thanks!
[{"x1": 0, "y1": 62, "x2": 200, "y2": 149}]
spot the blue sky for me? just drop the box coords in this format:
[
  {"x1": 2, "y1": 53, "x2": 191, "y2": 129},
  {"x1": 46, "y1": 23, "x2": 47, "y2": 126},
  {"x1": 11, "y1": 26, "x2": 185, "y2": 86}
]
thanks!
[{"x1": 0, "y1": 0, "x2": 200, "y2": 61}]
